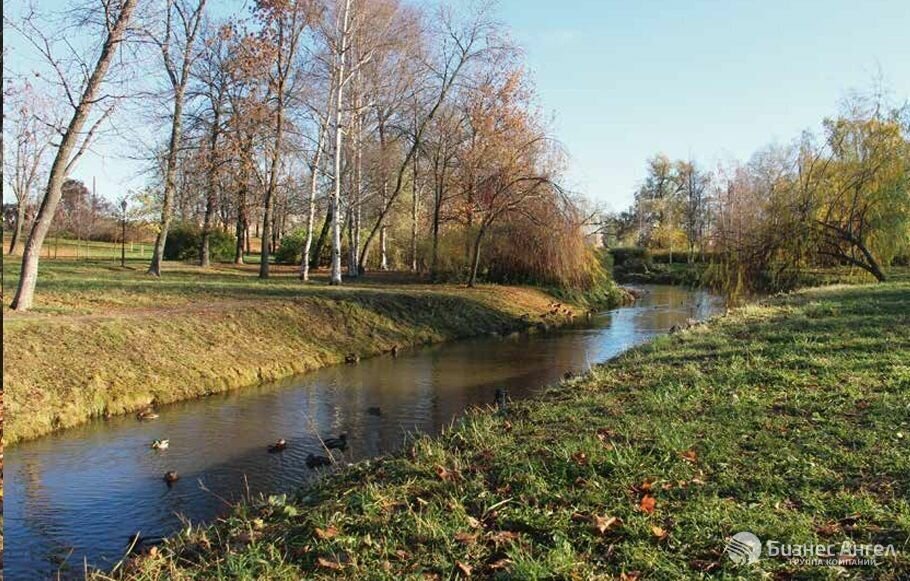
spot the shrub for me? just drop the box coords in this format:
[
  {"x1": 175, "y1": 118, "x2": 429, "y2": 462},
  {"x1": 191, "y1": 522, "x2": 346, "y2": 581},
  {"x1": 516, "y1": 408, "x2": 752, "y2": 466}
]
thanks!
[
  {"x1": 274, "y1": 229, "x2": 308, "y2": 265},
  {"x1": 164, "y1": 223, "x2": 235, "y2": 262},
  {"x1": 609, "y1": 247, "x2": 652, "y2": 272}
]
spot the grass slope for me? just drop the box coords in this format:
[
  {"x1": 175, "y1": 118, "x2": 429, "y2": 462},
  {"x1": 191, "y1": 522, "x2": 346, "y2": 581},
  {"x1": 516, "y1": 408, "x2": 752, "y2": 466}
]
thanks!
[
  {"x1": 3, "y1": 260, "x2": 579, "y2": 444},
  {"x1": 111, "y1": 282, "x2": 910, "y2": 580}
]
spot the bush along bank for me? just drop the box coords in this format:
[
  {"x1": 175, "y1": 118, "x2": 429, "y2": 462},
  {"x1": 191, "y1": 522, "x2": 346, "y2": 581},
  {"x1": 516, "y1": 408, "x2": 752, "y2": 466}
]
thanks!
[{"x1": 110, "y1": 281, "x2": 910, "y2": 579}]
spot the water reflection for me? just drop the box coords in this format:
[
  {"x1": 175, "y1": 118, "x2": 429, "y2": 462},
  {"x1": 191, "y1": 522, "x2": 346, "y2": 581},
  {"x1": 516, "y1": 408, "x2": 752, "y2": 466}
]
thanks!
[{"x1": 4, "y1": 285, "x2": 721, "y2": 577}]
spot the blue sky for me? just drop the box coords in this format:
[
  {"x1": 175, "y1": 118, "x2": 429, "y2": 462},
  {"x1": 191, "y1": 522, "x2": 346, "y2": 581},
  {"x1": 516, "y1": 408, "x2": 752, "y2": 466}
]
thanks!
[
  {"x1": 5, "y1": 0, "x2": 910, "y2": 211},
  {"x1": 498, "y1": 0, "x2": 910, "y2": 209}
]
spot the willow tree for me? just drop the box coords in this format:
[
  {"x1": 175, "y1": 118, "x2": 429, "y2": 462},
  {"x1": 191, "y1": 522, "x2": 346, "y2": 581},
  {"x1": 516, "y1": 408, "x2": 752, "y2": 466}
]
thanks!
[
  {"x1": 807, "y1": 107, "x2": 910, "y2": 281},
  {"x1": 10, "y1": 0, "x2": 138, "y2": 311}
]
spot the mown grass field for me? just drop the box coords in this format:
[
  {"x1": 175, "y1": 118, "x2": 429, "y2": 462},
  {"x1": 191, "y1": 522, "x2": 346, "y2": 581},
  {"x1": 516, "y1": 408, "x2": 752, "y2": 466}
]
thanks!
[
  {"x1": 3, "y1": 259, "x2": 582, "y2": 444},
  {"x1": 107, "y1": 282, "x2": 910, "y2": 580}
]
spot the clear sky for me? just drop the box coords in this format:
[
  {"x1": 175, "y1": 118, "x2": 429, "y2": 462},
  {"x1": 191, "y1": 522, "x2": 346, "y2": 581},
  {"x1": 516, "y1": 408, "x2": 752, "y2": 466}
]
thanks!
[
  {"x1": 498, "y1": 0, "x2": 910, "y2": 210},
  {"x1": 5, "y1": 0, "x2": 910, "y2": 211}
]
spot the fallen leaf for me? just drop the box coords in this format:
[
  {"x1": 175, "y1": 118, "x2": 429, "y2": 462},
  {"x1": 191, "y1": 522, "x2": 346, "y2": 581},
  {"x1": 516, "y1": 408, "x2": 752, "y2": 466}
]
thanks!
[
  {"x1": 488, "y1": 557, "x2": 512, "y2": 571},
  {"x1": 639, "y1": 495, "x2": 657, "y2": 514},
  {"x1": 316, "y1": 557, "x2": 343, "y2": 571},
  {"x1": 466, "y1": 516, "x2": 481, "y2": 529},
  {"x1": 314, "y1": 526, "x2": 338, "y2": 540},
  {"x1": 487, "y1": 530, "x2": 520, "y2": 545},
  {"x1": 394, "y1": 549, "x2": 411, "y2": 560},
  {"x1": 651, "y1": 525, "x2": 668, "y2": 540},
  {"x1": 619, "y1": 571, "x2": 641, "y2": 581},
  {"x1": 681, "y1": 449, "x2": 698, "y2": 463},
  {"x1": 435, "y1": 465, "x2": 458, "y2": 482},
  {"x1": 456, "y1": 561, "x2": 472, "y2": 577},
  {"x1": 454, "y1": 532, "x2": 477, "y2": 544},
  {"x1": 571, "y1": 451, "x2": 588, "y2": 465},
  {"x1": 592, "y1": 515, "x2": 621, "y2": 535},
  {"x1": 638, "y1": 479, "x2": 654, "y2": 492},
  {"x1": 816, "y1": 522, "x2": 841, "y2": 537},
  {"x1": 595, "y1": 428, "x2": 615, "y2": 442}
]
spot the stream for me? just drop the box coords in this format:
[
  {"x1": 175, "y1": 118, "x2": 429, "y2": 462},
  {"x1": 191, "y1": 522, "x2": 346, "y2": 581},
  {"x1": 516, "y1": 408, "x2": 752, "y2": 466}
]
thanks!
[{"x1": 3, "y1": 285, "x2": 722, "y2": 578}]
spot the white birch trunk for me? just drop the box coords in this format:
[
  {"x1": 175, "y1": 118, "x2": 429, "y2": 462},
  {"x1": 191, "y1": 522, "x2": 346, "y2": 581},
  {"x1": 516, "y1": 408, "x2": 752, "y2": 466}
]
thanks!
[{"x1": 329, "y1": 0, "x2": 352, "y2": 286}]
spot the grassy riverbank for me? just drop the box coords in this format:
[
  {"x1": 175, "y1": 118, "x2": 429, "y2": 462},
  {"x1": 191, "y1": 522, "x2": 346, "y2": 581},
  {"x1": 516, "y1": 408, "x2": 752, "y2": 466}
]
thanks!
[
  {"x1": 2, "y1": 260, "x2": 590, "y2": 445},
  {"x1": 110, "y1": 281, "x2": 910, "y2": 579}
]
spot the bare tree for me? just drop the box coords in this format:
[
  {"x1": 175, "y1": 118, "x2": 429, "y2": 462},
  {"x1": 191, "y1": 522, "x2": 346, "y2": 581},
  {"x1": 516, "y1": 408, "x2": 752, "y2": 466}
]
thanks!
[
  {"x1": 146, "y1": 0, "x2": 208, "y2": 277},
  {"x1": 10, "y1": 0, "x2": 139, "y2": 311},
  {"x1": 3, "y1": 82, "x2": 52, "y2": 255}
]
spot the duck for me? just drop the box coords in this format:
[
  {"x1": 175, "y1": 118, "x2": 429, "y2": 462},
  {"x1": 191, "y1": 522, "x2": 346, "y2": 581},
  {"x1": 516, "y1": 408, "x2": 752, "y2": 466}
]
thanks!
[
  {"x1": 324, "y1": 433, "x2": 347, "y2": 451},
  {"x1": 151, "y1": 439, "x2": 169, "y2": 450},
  {"x1": 367, "y1": 406, "x2": 382, "y2": 416},
  {"x1": 137, "y1": 409, "x2": 159, "y2": 421},
  {"x1": 267, "y1": 438, "x2": 288, "y2": 453},
  {"x1": 306, "y1": 453, "x2": 332, "y2": 469},
  {"x1": 344, "y1": 353, "x2": 360, "y2": 364},
  {"x1": 163, "y1": 470, "x2": 179, "y2": 484}
]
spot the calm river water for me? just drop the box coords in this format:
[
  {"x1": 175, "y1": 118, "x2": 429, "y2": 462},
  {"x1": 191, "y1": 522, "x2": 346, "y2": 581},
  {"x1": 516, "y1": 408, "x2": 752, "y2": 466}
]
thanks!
[{"x1": 3, "y1": 285, "x2": 721, "y2": 578}]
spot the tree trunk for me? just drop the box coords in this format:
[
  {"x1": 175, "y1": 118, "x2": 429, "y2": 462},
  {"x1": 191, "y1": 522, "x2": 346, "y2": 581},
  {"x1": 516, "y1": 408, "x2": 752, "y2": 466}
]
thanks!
[
  {"x1": 410, "y1": 155, "x2": 419, "y2": 272},
  {"x1": 312, "y1": 207, "x2": 331, "y2": 269},
  {"x1": 260, "y1": 102, "x2": 285, "y2": 279},
  {"x1": 301, "y1": 121, "x2": 327, "y2": 281},
  {"x1": 11, "y1": 0, "x2": 137, "y2": 311},
  {"x1": 347, "y1": 106, "x2": 362, "y2": 278},
  {"x1": 200, "y1": 109, "x2": 221, "y2": 267},
  {"x1": 467, "y1": 226, "x2": 486, "y2": 288},
  {"x1": 8, "y1": 202, "x2": 26, "y2": 255},
  {"x1": 329, "y1": 0, "x2": 351, "y2": 286},
  {"x1": 149, "y1": 97, "x2": 188, "y2": 275},
  {"x1": 233, "y1": 186, "x2": 246, "y2": 265},
  {"x1": 856, "y1": 241, "x2": 887, "y2": 282}
]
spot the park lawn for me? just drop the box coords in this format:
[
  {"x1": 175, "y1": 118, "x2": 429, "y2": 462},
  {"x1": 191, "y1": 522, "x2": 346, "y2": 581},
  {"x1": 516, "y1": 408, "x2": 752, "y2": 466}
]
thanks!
[
  {"x1": 3, "y1": 259, "x2": 587, "y2": 444},
  {"x1": 109, "y1": 282, "x2": 910, "y2": 580}
]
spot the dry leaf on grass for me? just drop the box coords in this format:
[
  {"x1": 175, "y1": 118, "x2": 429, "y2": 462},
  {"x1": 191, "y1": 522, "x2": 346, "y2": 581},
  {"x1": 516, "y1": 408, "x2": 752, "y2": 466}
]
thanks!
[
  {"x1": 639, "y1": 495, "x2": 657, "y2": 514},
  {"x1": 435, "y1": 465, "x2": 458, "y2": 482},
  {"x1": 454, "y1": 532, "x2": 478, "y2": 544},
  {"x1": 314, "y1": 526, "x2": 338, "y2": 540},
  {"x1": 487, "y1": 530, "x2": 520, "y2": 545},
  {"x1": 456, "y1": 561, "x2": 472, "y2": 577},
  {"x1": 592, "y1": 515, "x2": 622, "y2": 535},
  {"x1": 651, "y1": 525, "x2": 668, "y2": 540},
  {"x1": 316, "y1": 557, "x2": 343, "y2": 571},
  {"x1": 488, "y1": 558, "x2": 512, "y2": 571}
]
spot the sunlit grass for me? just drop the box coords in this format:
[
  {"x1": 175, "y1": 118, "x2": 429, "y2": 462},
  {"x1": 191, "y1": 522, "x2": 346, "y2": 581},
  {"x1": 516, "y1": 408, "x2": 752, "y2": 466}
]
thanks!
[
  {"x1": 109, "y1": 282, "x2": 910, "y2": 579},
  {"x1": 2, "y1": 259, "x2": 581, "y2": 444}
]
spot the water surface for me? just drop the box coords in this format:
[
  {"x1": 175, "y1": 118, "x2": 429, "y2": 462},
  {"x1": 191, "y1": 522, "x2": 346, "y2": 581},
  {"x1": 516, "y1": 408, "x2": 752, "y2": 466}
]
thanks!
[{"x1": 4, "y1": 285, "x2": 721, "y2": 578}]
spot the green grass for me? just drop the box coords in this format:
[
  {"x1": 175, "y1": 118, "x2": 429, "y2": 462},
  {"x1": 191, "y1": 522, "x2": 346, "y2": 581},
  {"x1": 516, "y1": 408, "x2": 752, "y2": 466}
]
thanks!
[
  {"x1": 107, "y1": 282, "x2": 910, "y2": 579},
  {"x1": 3, "y1": 259, "x2": 587, "y2": 444}
]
